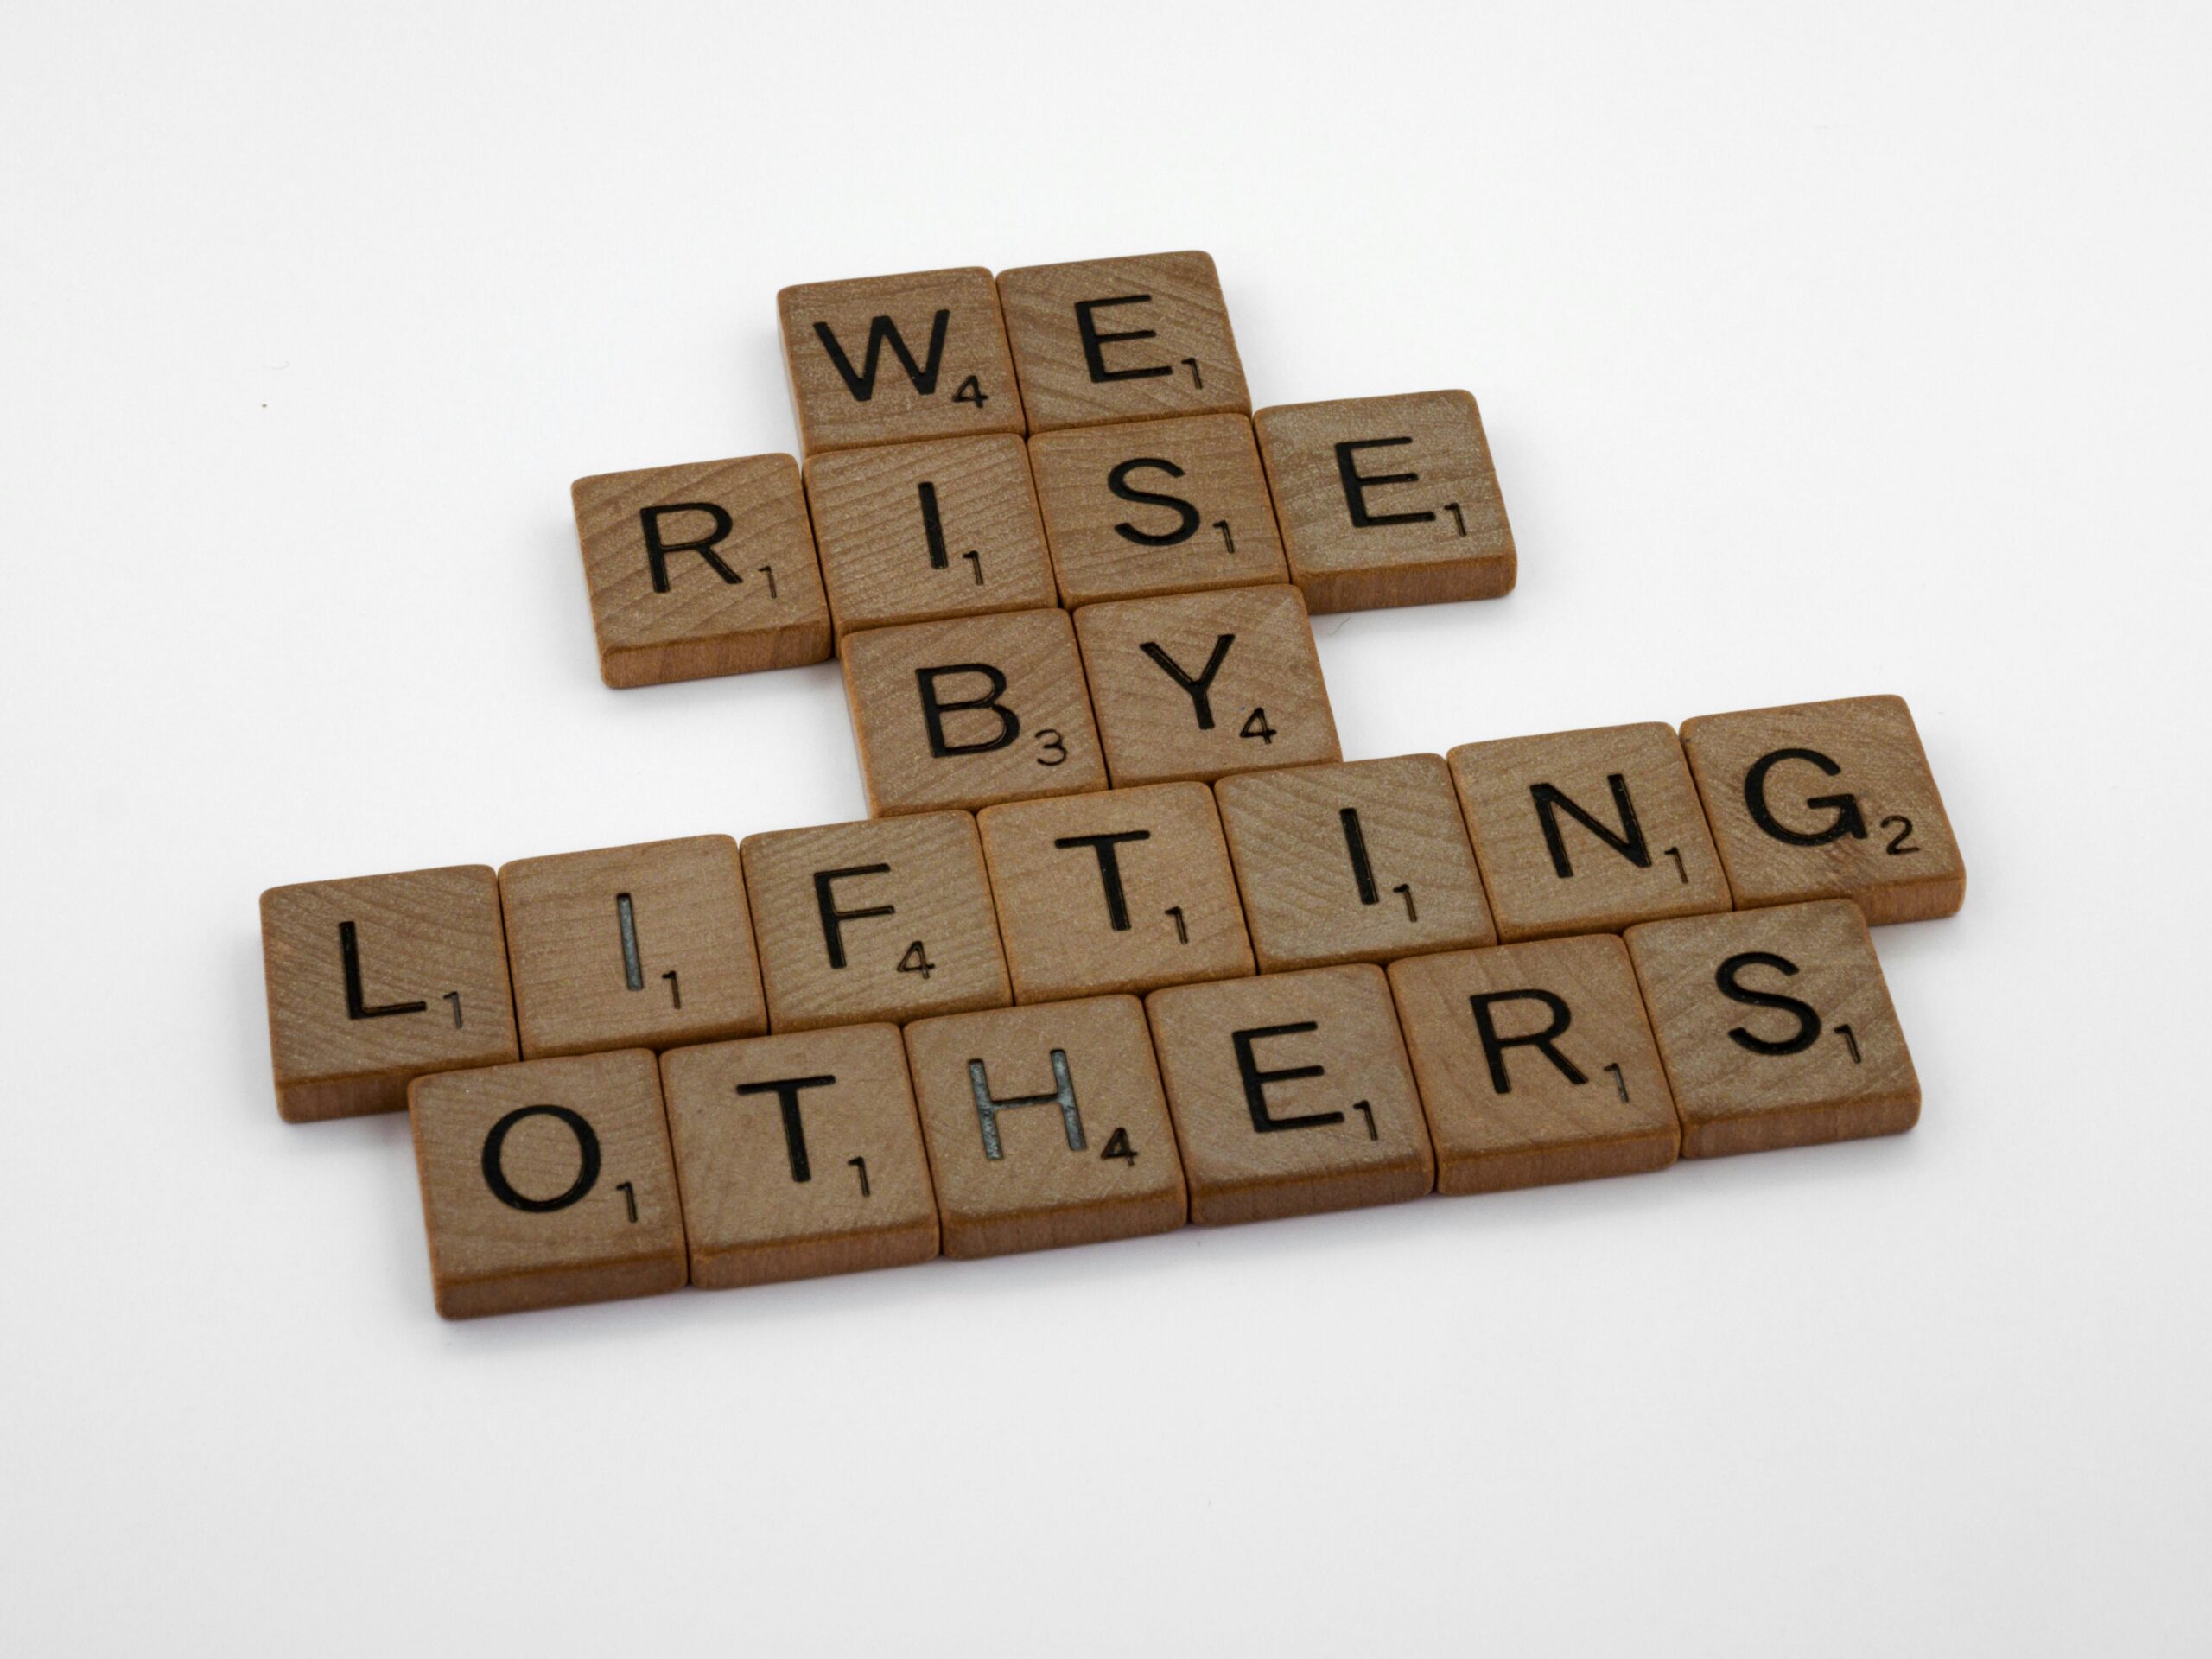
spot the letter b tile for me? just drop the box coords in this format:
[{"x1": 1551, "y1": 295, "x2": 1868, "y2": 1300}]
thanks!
[
  {"x1": 904, "y1": 996, "x2": 1187, "y2": 1257},
  {"x1": 841, "y1": 608, "x2": 1106, "y2": 816}
]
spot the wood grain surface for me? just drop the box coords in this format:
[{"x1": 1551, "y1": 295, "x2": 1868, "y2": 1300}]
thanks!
[
  {"x1": 1449, "y1": 722, "x2": 1730, "y2": 941},
  {"x1": 976, "y1": 781, "x2": 1254, "y2": 1003},
  {"x1": 1388, "y1": 933, "x2": 1679, "y2": 1195},
  {"x1": 571, "y1": 453, "x2": 830, "y2": 685},
  {"x1": 903, "y1": 995, "x2": 1186, "y2": 1257},
  {"x1": 996, "y1": 251, "x2": 1249, "y2": 432},
  {"x1": 1073, "y1": 583, "x2": 1339, "y2": 786},
  {"x1": 1027, "y1": 412, "x2": 1287, "y2": 606},
  {"x1": 1625, "y1": 899, "x2": 1918, "y2": 1157},
  {"x1": 740, "y1": 811, "x2": 1011, "y2": 1032},
  {"x1": 803, "y1": 433, "x2": 1057, "y2": 635},
  {"x1": 1679, "y1": 694, "x2": 1966, "y2": 925},
  {"x1": 498, "y1": 835, "x2": 766, "y2": 1058},
  {"x1": 408, "y1": 1049, "x2": 687, "y2": 1318},
  {"x1": 841, "y1": 607, "x2": 1106, "y2": 815},
  {"x1": 778, "y1": 267, "x2": 1025, "y2": 454},
  {"x1": 661, "y1": 1024, "x2": 938, "y2": 1289},
  {"x1": 1146, "y1": 963, "x2": 1433, "y2": 1224},
  {"x1": 1255, "y1": 391, "x2": 1515, "y2": 613},
  {"x1": 1215, "y1": 753, "x2": 1497, "y2": 972},
  {"x1": 261, "y1": 863, "x2": 518, "y2": 1122}
]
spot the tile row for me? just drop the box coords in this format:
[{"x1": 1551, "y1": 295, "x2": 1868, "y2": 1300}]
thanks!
[
  {"x1": 261, "y1": 694, "x2": 1963, "y2": 1123},
  {"x1": 413, "y1": 899, "x2": 1918, "y2": 1317},
  {"x1": 578, "y1": 250, "x2": 1514, "y2": 688}
]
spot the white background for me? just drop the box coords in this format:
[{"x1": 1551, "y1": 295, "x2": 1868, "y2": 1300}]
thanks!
[{"x1": 3, "y1": 3, "x2": 2207, "y2": 1653}]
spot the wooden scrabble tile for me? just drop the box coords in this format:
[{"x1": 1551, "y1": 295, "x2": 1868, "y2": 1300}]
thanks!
[
  {"x1": 977, "y1": 782, "x2": 1254, "y2": 1003},
  {"x1": 1073, "y1": 584, "x2": 1338, "y2": 787},
  {"x1": 841, "y1": 607, "x2": 1106, "y2": 815},
  {"x1": 1254, "y1": 391, "x2": 1516, "y2": 613},
  {"x1": 261, "y1": 864, "x2": 519, "y2": 1122},
  {"x1": 1147, "y1": 964, "x2": 1433, "y2": 1225},
  {"x1": 498, "y1": 836, "x2": 766, "y2": 1058},
  {"x1": 903, "y1": 995, "x2": 1186, "y2": 1256},
  {"x1": 1679, "y1": 695, "x2": 1966, "y2": 925},
  {"x1": 997, "y1": 251, "x2": 1249, "y2": 433},
  {"x1": 778, "y1": 267, "x2": 1025, "y2": 454},
  {"x1": 1448, "y1": 722, "x2": 1731, "y2": 942},
  {"x1": 1388, "y1": 935, "x2": 1679, "y2": 1195},
  {"x1": 803, "y1": 434, "x2": 1058, "y2": 635},
  {"x1": 1625, "y1": 899, "x2": 1918, "y2": 1158},
  {"x1": 1215, "y1": 754, "x2": 1497, "y2": 974},
  {"x1": 571, "y1": 454, "x2": 831, "y2": 686},
  {"x1": 740, "y1": 812, "x2": 1011, "y2": 1033},
  {"x1": 661, "y1": 1025, "x2": 938, "y2": 1289},
  {"x1": 408, "y1": 1049, "x2": 687, "y2": 1318},
  {"x1": 1027, "y1": 413, "x2": 1288, "y2": 607}
]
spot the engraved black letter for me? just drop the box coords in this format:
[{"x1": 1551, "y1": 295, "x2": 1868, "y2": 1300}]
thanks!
[
  {"x1": 1744, "y1": 747, "x2": 1867, "y2": 847},
  {"x1": 639, "y1": 504, "x2": 742, "y2": 593},
  {"x1": 481, "y1": 1105, "x2": 601, "y2": 1213},
  {"x1": 1339, "y1": 808, "x2": 1381, "y2": 905},
  {"x1": 1716, "y1": 951, "x2": 1821, "y2": 1055},
  {"x1": 1139, "y1": 633, "x2": 1236, "y2": 730},
  {"x1": 1333, "y1": 438, "x2": 1435, "y2": 528},
  {"x1": 1075, "y1": 295, "x2": 1172, "y2": 384},
  {"x1": 1107, "y1": 457, "x2": 1202, "y2": 547},
  {"x1": 1469, "y1": 990, "x2": 1587, "y2": 1093},
  {"x1": 812, "y1": 310, "x2": 950, "y2": 402},
  {"x1": 916, "y1": 663, "x2": 1020, "y2": 756},
  {"x1": 338, "y1": 920, "x2": 428, "y2": 1020},
  {"x1": 736, "y1": 1074, "x2": 839, "y2": 1183},
  {"x1": 1233, "y1": 1022, "x2": 1345, "y2": 1133},
  {"x1": 812, "y1": 864, "x2": 895, "y2": 970},
  {"x1": 1531, "y1": 773, "x2": 1651, "y2": 878},
  {"x1": 1052, "y1": 830, "x2": 1154, "y2": 931}
]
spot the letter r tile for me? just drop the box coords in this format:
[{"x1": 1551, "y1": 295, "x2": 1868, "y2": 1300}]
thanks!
[
  {"x1": 841, "y1": 608, "x2": 1106, "y2": 816},
  {"x1": 571, "y1": 453, "x2": 832, "y2": 686}
]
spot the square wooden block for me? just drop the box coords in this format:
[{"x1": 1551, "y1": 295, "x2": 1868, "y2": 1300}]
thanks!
[
  {"x1": 661, "y1": 1025, "x2": 938, "y2": 1289},
  {"x1": 1679, "y1": 694, "x2": 1966, "y2": 925},
  {"x1": 1027, "y1": 413, "x2": 1287, "y2": 607},
  {"x1": 261, "y1": 864, "x2": 518, "y2": 1122},
  {"x1": 1389, "y1": 934, "x2": 1679, "y2": 1195},
  {"x1": 408, "y1": 1049, "x2": 687, "y2": 1319},
  {"x1": 842, "y1": 607, "x2": 1106, "y2": 815},
  {"x1": 977, "y1": 782, "x2": 1253, "y2": 1003},
  {"x1": 778, "y1": 267, "x2": 1025, "y2": 454},
  {"x1": 903, "y1": 995, "x2": 1186, "y2": 1257},
  {"x1": 1216, "y1": 753, "x2": 1497, "y2": 972},
  {"x1": 498, "y1": 835, "x2": 766, "y2": 1058},
  {"x1": 1147, "y1": 964, "x2": 1433, "y2": 1225},
  {"x1": 1449, "y1": 722, "x2": 1731, "y2": 942},
  {"x1": 997, "y1": 251, "x2": 1249, "y2": 433},
  {"x1": 803, "y1": 434, "x2": 1058, "y2": 635},
  {"x1": 1625, "y1": 899, "x2": 1919, "y2": 1158},
  {"x1": 1074, "y1": 584, "x2": 1339, "y2": 786},
  {"x1": 740, "y1": 812, "x2": 1011, "y2": 1033},
  {"x1": 1255, "y1": 391, "x2": 1516, "y2": 613},
  {"x1": 571, "y1": 454, "x2": 831, "y2": 687}
]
